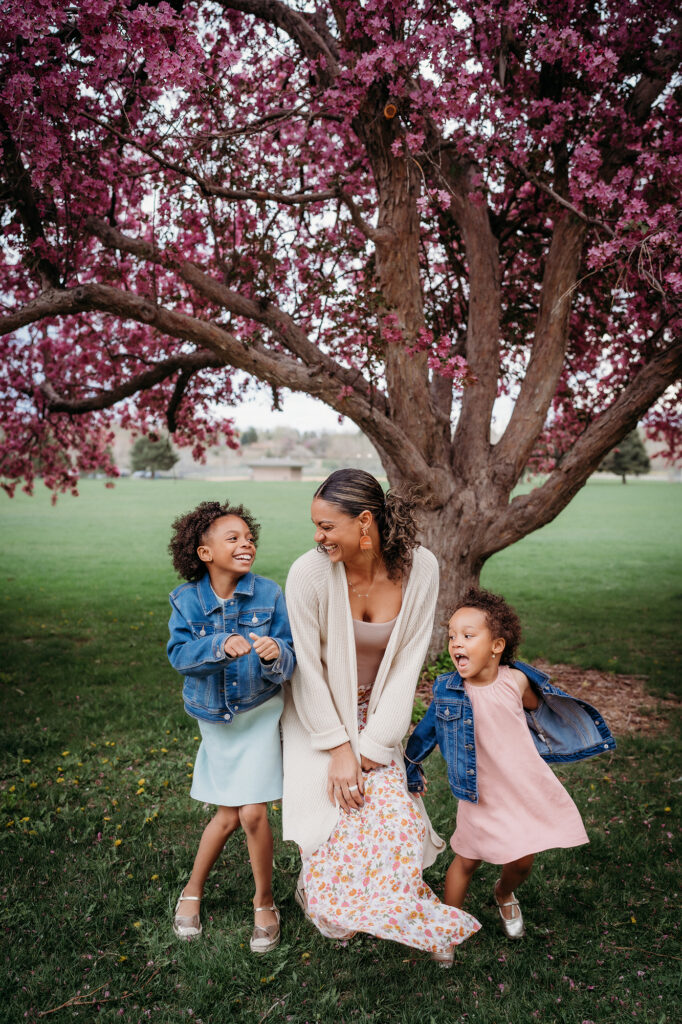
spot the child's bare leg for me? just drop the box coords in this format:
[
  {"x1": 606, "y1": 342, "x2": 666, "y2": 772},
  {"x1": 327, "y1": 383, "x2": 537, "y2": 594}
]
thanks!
[
  {"x1": 239, "y1": 803, "x2": 277, "y2": 929},
  {"x1": 495, "y1": 854, "x2": 535, "y2": 919},
  {"x1": 444, "y1": 854, "x2": 481, "y2": 908},
  {"x1": 178, "y1": 805, "x2": 241, "y2": 915}
]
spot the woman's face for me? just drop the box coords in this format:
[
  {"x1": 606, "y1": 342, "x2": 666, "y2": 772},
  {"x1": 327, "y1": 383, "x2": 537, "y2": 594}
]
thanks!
[{"x1": 311, "y1": 497, "x2": 364, "y2": 563}]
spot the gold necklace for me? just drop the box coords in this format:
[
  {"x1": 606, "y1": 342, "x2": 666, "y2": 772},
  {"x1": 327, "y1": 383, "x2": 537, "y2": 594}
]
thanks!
[{"x1": 347, "y1": 575, "x2": 374, "y2": 599}]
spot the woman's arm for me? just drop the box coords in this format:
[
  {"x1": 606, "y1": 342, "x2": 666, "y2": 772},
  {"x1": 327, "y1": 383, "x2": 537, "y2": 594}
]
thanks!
[
  {"x1": 285, "y1": 557, "x2": 364, "y2": 811},
  {"x1": 285, "y1": 560, "x2": 350, "y2": 749}
]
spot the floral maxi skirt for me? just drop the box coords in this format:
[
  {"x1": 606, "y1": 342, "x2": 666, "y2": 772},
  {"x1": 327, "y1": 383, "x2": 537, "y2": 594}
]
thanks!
[{"x1": 299, "y1": 761, "x2": 481, "y2": 956}]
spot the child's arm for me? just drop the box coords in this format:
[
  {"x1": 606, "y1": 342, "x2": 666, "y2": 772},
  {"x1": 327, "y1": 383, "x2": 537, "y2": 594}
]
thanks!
[
  {"x1": 403, "y1": 699, "x2": 438, "y2": 793},
  {"x1": 255, "y1": 587, "x2": 295, "y2": 683},
  {"x1": 511, "y1": 667, "x2": 540, "y2": 709},
  {"x1": 167, "y1": 597, "x2": 234, "y2": 676}
]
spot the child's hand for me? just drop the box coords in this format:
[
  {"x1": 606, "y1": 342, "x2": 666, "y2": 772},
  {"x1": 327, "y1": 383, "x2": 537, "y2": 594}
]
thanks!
[
  {"x1": 249, "y1": 633, "x2": 280, "y2": 662},
  {"x1": 224, "y1": 634, "x2": 252, "y2": 658}
]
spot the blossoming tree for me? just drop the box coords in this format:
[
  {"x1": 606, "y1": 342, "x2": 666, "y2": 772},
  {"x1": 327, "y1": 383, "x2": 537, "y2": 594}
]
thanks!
[{"x1": 1, "y1": 0, "x2": 680, "y2": 644}]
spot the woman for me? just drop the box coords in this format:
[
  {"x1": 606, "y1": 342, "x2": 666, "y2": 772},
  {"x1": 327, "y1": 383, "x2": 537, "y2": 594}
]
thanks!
[{"x1": 281, "y1": 469, "x2": 480, "y2": 963}]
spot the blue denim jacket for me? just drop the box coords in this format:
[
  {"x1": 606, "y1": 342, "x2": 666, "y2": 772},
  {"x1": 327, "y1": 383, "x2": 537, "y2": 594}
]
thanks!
[
  {"x1": 168, "y1": 571, "x2": 295, "y2": 724},
  {"x1": 405, "y1": 661, "x2": 616, "y2": 803}
]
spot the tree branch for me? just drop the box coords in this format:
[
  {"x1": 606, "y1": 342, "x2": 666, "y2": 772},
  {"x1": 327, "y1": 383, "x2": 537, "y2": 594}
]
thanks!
[
  {"x1": 1, "y1": 281, "x2": 443, "y2": 497},
  {"x1": 80, "y1": 113, "x2": 338, "y2": 207},
  {"x1": 483, "y1": 337, "x2": 682, "y2": 556},
  {"x1": 40, "y1": 351, "x2": 224, "y2": 414},
  {"x1": 0, "y1": 113, "x2": 60, "y2": 289},
  {"x1": 83, "y1": 216, "x2": 380, "y2": 406},
  {"x1": 493, "y1": 212, "x2": 586, "y2": 486},
  {"x1": 218, "y1": 0, "x2": 339, "y2": 78},
  {"x1": 513, "y1": 165, "x2": 615, "y2": 238},
  {"x1": 337, "y1": 189, "x2": 391, "y2": 243}
]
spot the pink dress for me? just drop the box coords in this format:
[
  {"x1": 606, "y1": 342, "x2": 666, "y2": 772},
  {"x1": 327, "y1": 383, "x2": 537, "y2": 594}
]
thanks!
[
  {"x1": 450, "y1": 666, "x2": 588, "y2": 864},
  {"x1": 299, "y1": 618, "x2": 481, "y2": 955}
]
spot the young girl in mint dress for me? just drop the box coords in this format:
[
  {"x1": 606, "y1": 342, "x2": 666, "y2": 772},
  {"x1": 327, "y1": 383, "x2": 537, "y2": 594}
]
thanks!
[{"x1": 167, "y1": 500, "x2": 294, "y2": 953}]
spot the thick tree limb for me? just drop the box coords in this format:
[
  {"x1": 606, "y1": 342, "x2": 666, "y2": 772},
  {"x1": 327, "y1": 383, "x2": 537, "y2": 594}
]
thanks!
[
  {"x1": 83, "y1": 216, "x2": 383, "y2": 411},
  {"x1": 40, "y1": 351, "x2": 224, "y2": 414},
  {"x1": 1, "y1": 281, "x2": 444, "y2": 497},
  {"x1": 493, "y1": 212, "x2": 586, "y2": 485},
  {"x1": 218, "y1": 0, "x2": 339, "y2": 77},
  {"x1": 483, "y1": 338, "x2": 682, "y2": 555}
]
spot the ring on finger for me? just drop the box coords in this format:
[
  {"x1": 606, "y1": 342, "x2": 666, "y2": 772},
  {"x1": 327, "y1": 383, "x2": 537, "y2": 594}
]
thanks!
[{"x1": 348, "y1": 785, "x2": 359, "y2": 792}]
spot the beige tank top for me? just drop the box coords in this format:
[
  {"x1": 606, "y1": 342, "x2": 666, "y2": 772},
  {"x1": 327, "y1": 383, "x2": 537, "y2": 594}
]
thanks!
[{"x1": 353, "y1": 616, "x2": 397, "y2": 701}]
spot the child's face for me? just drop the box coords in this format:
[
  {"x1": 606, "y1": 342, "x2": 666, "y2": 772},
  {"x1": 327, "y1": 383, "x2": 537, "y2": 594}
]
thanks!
[
  {"x1": 448, "y1": 607, "x2": 505, "y2": 682},
  {"x1": 198, "y1": 515, "x2": 256, "y2": 576}
]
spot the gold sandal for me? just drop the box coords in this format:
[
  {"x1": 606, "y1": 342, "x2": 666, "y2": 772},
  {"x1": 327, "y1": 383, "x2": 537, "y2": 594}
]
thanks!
[{"x1": 249, "y1": 905, "x2": 280, "y2": 954}]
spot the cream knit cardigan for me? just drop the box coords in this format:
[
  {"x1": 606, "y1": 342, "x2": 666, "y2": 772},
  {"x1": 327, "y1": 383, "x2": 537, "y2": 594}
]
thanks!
[{"x1": 281, "y1": 545, "x2": 446, "y2": 863}]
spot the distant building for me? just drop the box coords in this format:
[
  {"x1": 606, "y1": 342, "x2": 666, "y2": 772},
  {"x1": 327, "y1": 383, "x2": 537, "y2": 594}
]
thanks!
[{"x1": 246, "y1": 459, "x2": 307, "y2": 481}]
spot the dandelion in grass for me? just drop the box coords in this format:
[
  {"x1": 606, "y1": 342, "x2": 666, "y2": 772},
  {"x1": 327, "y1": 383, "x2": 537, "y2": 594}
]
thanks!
[{"x1": 114, "y1": 839, "x2": 122, "y2": 846}]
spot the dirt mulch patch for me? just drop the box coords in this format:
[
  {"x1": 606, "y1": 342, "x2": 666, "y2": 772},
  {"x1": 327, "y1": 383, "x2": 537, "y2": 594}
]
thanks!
[{"x1": 416, "y1": 661, "x2": 679, "y2": 737}]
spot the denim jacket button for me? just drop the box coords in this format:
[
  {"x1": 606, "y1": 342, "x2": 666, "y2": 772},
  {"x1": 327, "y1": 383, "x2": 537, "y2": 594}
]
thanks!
[
  {"x1": 444, "y1": 708, "x2": 450, "y2": 716},
  {"x1": 223, "y1": 713, "x2": 231, "y2": 721},
  {"x1": 466, "y1": 744, "x2": 473, "y2": 751},
  {"x1": 464, "y1": 718, "x2": 472, "y2": 725},
  {"x1": 467, "y1": 769, "x2": 474, "y2": 775}
]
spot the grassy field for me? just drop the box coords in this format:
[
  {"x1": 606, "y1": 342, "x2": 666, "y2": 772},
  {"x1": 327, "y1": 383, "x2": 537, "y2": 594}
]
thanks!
[{"x1": 0, "y1": 478, "x2": 680, "y2": 1023}]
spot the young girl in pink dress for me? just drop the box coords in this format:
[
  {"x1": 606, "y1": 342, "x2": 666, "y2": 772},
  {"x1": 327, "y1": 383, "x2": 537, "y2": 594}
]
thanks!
[{"x1": 406, "y1": 587, "x2": 615, "y2": 939}]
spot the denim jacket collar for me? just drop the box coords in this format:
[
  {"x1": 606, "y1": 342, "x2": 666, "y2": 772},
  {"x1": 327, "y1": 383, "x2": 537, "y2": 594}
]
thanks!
[
  {"x1": 197, "y1": 570, "x2": 256, "y2": 613},
  {"x1": 443, "y1": 660, "x2": 550, "y2": 692}
]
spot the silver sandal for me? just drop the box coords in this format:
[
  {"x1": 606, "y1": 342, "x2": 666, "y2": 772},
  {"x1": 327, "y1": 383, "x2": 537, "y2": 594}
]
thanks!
[
  {"x1": 249, "y1": 905, "x2": 280, "y2": 954},
  {"x1": 493, "y1": 879, "x2": 525, "y2": 939},
  {"x1": 173, "y1": 889, "x2": 202, "y2": 940}
]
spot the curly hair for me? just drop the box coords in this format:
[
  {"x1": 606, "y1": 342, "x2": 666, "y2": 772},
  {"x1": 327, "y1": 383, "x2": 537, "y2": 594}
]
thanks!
[
  {"x1": 457, "y1": 586, "x2": 522, "y2": 665},
  {"x1": 168, "y1": 500, "x2": 261, "y2": 582},
  {"x1": 313, "y1": 468, "x2": 420, "y2": 581}
]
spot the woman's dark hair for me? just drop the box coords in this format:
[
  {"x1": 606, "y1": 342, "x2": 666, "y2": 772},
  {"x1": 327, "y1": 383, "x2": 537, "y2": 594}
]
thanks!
[
  {"x1": 456, "y1": 586, "x2": 522, "y2": 665},
  {"x1": 169, "y1": 500, "x2": 260, "y2": 582},
  {"x1": 314, "y1": 468, "x2": 419, "y2": 580}
]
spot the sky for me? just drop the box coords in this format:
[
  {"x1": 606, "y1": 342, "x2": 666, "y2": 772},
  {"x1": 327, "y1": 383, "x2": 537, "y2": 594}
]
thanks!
[
  {"x1": 227, "y1": 387, "x2": 516, "y2": 438},
  {"x1": 227, "y1": 389, "x2": 357, "y2": 434}
]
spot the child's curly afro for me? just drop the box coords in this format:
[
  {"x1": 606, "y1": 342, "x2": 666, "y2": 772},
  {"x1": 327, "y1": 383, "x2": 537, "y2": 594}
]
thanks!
[
  {"x1": 457, "y1": 586, "x2": 522, "y2": 665},
  {"x1": 169, "y1": 500, "x2": 261, "y2": 582}
]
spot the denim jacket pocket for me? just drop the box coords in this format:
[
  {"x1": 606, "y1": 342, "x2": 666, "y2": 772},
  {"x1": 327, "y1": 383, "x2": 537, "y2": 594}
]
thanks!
[
  {"x1": 190, "y1": 620, "x2": 218, "y2": 639},
  {"x1": 435, "y1": 701, "x2": 461, "y2": 769},
  {"x1": 238, "y1": 608, "x2": 273, "y2": 636}
]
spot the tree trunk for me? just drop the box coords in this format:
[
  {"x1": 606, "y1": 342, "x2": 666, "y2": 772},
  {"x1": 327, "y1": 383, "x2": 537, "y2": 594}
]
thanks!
[{"x1": 416, "y1": 490, "x2": 498, "y2": 661}]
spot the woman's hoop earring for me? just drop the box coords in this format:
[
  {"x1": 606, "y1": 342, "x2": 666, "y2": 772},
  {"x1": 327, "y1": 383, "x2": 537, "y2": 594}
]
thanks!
[{"x1": 359, "y1": 527, "x2": 373, "y2": 552}]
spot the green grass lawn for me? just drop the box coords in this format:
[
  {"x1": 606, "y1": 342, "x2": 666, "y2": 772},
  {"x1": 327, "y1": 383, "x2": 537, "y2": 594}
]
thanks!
[{"x1": 0, "y1": 478, "x2": 680, "y2": 1023}]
